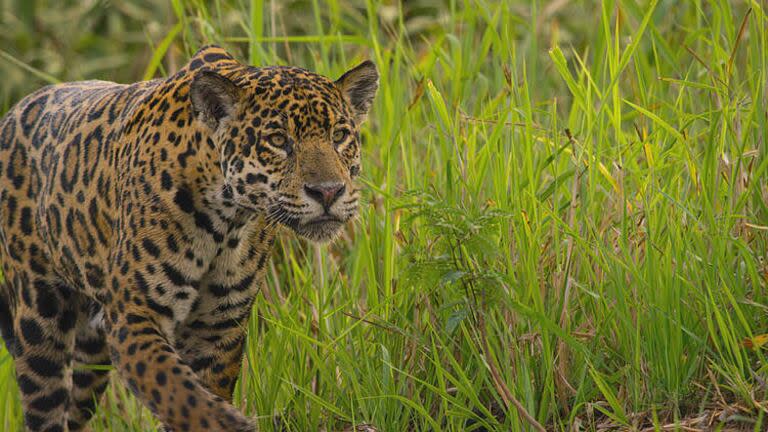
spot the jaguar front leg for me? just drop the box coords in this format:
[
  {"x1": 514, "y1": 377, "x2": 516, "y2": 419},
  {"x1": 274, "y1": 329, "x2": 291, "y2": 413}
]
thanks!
[
  {"x1": 176, "y1": 223, "x2": 275, "y2": 402},
  {"x1": 104, "y1": 300, "x2": 253, "y2": 432},
  {"x1": 176, "y1": 323, "x2": 249, "y2": 401},
  {"x1": 102, "y1": 228, "x2": 255, "y2": 431}
]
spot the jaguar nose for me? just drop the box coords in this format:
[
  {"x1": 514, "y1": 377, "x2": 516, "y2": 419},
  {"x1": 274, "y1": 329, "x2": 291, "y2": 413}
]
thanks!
[{"x1": 304, "y1": 182, "x2": 345, "y2": 209}]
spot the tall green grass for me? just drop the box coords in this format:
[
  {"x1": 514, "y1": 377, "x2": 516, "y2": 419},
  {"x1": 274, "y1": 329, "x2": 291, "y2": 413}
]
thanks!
[{"x1": 1, "y1": 0, "x2": 767, "y2": 430}]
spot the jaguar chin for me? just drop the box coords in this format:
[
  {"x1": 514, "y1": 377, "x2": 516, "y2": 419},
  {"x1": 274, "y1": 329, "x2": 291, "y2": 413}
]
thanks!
[{"x1": 270, "y1": 206, "x2": 351, "y2": 243}]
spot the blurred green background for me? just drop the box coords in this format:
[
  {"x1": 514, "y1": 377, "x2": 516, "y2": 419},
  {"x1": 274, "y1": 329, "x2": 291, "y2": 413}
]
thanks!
[{"x1": 1, "y1": 0, "x2": 767, "y2": 431}]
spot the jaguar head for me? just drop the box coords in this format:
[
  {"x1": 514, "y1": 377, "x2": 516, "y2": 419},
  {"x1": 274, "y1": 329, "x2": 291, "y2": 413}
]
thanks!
[{"x1": 190, "y1": 52, "x2": 378, "y2": 242}]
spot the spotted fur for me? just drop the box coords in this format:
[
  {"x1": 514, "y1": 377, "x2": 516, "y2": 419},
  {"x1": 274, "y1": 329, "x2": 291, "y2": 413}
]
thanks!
[{"x1": 0, "y1": 45, "x2": 378, "y2": 431}]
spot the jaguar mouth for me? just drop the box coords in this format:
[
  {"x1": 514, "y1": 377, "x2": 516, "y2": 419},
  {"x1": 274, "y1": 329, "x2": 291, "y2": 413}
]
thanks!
[
  {"x1": 268, "y1": 204, "x2": 349, "y2": 243},
  {"x1": 294, "y1": 216, "x2": 345, "y2": 242},
  {"x1": 306, "y1": 215, "x2": 343, "y2": 224}
]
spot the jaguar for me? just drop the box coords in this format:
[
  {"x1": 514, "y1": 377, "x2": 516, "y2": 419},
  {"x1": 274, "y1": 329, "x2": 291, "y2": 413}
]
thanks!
[{"x1": 0, "y1": 45, "x2": 378, "y2": 431}]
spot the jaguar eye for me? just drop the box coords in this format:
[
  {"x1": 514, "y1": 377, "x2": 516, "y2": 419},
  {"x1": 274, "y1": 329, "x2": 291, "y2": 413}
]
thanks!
[
  {"x1": 332, "y1": 129, "x2": 349, "y2": 144},
  {"x1": 268, "y1": 133, "x2": 287, "y2": 147}
]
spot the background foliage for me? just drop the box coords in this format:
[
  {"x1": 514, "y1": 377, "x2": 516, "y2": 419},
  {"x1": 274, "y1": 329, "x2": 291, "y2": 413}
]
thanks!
[{"x1": 1, "y1": 0, "x2": 767, "y2": 430}]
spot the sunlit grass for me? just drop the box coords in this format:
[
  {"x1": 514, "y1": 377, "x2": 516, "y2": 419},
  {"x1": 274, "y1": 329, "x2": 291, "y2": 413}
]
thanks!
[{"x1": 0, "y1": 0, "x2": 767, "y2": 430}]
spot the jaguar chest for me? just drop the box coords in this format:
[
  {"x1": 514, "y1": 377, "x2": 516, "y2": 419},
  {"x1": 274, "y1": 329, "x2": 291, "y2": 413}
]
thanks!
[{"x1": 172, "y1": 216, "x2": 276, "y2": 333}]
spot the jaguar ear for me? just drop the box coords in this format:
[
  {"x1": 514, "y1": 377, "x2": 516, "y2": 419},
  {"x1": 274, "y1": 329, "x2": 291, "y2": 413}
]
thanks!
[
  {"x1": 335, "y1": 60, "x2": 379, "y2": 123},
  {"x1": 190, "y1": 70, "x2": 241, "y2": 130}
]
